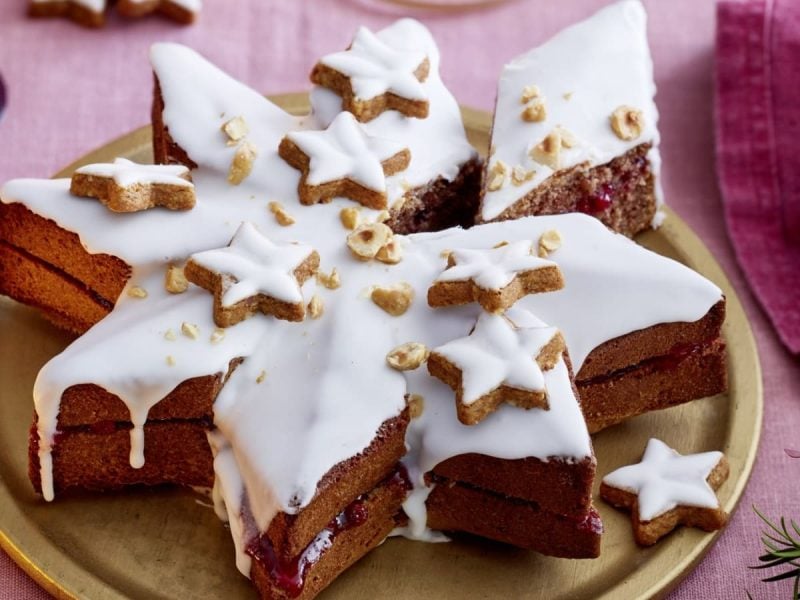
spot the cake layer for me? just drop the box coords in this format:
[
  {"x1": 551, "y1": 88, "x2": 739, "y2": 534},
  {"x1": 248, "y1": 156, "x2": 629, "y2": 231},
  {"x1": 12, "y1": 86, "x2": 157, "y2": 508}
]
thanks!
[
  {"x1": 0, "y1": 240, "x2": 110, "y2": 334},
  {"x1": 56, "y1": 360, "x2": 240, "y2": 427},
  {"x1": 29, "y1": 419, "x2": 214, "y2": 495},
  {"x1": 577, "y1": 300, "x2": 725, "y2": 380},
  {"x1": 249, "y1": 468, "x2": 410, "y2": 600},
  {"x1": 486, "y1": 144, "x2": 656, "y2": 237},
  {"x1": 382, "y1": 157, "x2": 482, "y2": 234},
  {"x1": 264, "y1": 410, "x2": 410, "y2": 562},
  {"x1": 425, "y1": 475, "x2": 602, "y2": 559},
  {"x1": 0, "y1": 201, "x2": 131, "y2": 305},
  {"x1": 430, "y1": 454, "x2": 594, "y2": 519},
  {"x1": 580, "y1": 337, "x2": 727, "y2": 433}
]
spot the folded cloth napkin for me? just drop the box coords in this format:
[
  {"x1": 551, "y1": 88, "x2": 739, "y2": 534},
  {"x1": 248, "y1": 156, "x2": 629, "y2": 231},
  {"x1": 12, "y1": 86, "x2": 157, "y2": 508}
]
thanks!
[{"x1": 716, "y1": 0, "x2": 800, "y2": 353}]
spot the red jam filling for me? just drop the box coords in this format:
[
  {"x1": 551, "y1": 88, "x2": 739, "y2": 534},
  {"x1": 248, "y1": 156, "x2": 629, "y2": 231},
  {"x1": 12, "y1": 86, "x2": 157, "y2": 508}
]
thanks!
[
  {"x1": 247, "y1": 467, "x2": 410, "y2": 598},
  {"x1": 576, "y1": 183, "x2": 614, "y2": 215},
  {"x1": 576, "y1": 508, "x2": 604, "y2": 535}
]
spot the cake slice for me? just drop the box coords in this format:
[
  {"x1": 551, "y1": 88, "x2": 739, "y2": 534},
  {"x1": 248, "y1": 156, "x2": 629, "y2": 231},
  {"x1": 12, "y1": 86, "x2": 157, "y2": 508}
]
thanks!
[{"x1": 479, "y1": 0, "x2": 662, "y2": 236}]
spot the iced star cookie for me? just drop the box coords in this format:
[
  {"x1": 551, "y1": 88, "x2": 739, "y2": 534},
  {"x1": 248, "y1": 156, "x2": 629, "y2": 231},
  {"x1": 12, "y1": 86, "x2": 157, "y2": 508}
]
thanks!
[
  {"x1": 70, "y1": 158, "x2": 195, "y2": 213},
  {"x1": 427, "y1": 240, "x2": 564, "y2": 313},
  {"x1": 600, "y1": 438, "x2": 729, "y2": 546},
  {"x1": 278, "y1": 112, "x2": 410, "y2": 209},
  {"x1": 311, "y1": 25, "x2": 430, "y2": 122},
  {"x1": 117, "y1": 0, "x2": 201, "y2": 24},
  {"x1": 185, "y1": 222, "x2": 320, "y2": 326},
  {"x1": 28, "y1": 0, "x2": 106, "y2": 27},
  {"x1": 427, "y1": 311, "x2": 565, "y2": 425}
]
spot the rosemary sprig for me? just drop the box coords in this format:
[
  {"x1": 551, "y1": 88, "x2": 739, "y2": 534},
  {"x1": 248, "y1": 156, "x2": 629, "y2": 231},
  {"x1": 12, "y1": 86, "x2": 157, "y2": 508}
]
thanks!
[{"x1": 750, "y1": 506, "x2": 800, "y2": 599}]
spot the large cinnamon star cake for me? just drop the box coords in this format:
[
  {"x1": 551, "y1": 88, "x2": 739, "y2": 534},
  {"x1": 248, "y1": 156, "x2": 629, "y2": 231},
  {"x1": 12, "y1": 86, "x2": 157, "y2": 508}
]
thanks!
[{"x1": 0, "y1": 3, "x2": 727, "y2": 599}]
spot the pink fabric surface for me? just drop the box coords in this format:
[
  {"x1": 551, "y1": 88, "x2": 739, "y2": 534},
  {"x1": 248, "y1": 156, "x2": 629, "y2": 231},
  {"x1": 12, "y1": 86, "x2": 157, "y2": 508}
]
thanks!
[
  {"x1": 0, "y1": 1, "x2": 798, "y2": 598},
  {"x1": 716, "y1": 0, "x2": 800, "y2": 354}
]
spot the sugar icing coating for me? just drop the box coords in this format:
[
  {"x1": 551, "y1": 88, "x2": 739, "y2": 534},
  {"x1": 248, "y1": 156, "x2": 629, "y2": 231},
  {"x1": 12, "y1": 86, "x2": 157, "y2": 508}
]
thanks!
[
  {"x1": 481, "y1": 0, "x2": 663, "y2": 223},
  {"x1": 189, "y1": 222, "x2": 314, "y2": 306},
  {"x1": 602, "y1": 438, "x2": 724, "y2": 521},
  {"x1": 284, "y1": 112, "x2": 407, "y2": 192},
  {"x1": 319, "y1": 26, "x2": 429, "y2": 103},
  {"x1": 435, "y1": 241, "x2": 556, "y2": 290},
  {"x1": 0, "y1": 16, "x2": 723, "y2": 576},
  {"x1": 75, "y1": 157, "x2": 193, "y2": 188},
  {"x1": 431, "y1": 311, "x2": 558, "y2": 405}
]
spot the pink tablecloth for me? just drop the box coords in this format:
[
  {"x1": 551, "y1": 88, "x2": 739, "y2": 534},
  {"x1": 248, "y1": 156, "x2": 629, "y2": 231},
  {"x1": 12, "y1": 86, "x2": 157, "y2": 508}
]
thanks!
[{"x1": 0, "y1": 1, "x2": 797, "y2": 598}]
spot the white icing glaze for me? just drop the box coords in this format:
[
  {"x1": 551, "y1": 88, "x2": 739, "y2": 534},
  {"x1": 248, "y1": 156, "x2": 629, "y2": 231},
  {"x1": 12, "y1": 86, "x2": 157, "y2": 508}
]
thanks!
[
  {"x1": 320, "y1": 26, "x2": 428, "y2": 103},
  {"x1": 435, "y1": 240, "x2": 556, "y2": 290},
  {"x1": 0, "y1": 15, "x2": 724, "y2": 571},
  {"x1": 602, "y1": 438, "x2": 723, "y2": 521},
  {"x1": 32, "y1": 0, "x2": 105, "y2": 12},
  {"x1": 481, "y1": 0, "x2": 663, "y2": 222},
  {"x1": 188, "y1": 222, "x2": 314, "y2": 306},
  {"x1": 431, "y1": 311, "x2": 559, "y2": 405},
  {"x1": 285, "y1": 112, "x2": 406, "y2": 192},
  {"x1": 75, "y1": 157, "x2": 193, "y2": 188}
]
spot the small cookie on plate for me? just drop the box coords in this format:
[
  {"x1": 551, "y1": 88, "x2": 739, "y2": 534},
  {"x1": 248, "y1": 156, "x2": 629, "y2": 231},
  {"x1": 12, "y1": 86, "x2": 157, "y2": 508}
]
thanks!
[
  {"x1": 600, "y1": 438, "x2": 729, "y2": 546},
  {"x1": 28, "y1": 0, "x2": 106, "y2": 28},
  {"x1": 185, "y1": 222, "x2": 320, "y2": 327},
  {"x1": 427, "y1": 240, "x2": 564, "y2": 313},
  {"x1": 70, "y1": 158, "x2": 195, "y2": 213}
]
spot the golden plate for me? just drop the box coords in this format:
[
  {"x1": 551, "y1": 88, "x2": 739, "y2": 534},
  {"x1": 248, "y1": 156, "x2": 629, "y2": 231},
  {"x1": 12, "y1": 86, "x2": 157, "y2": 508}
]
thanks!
[{"x1": 0, "y1": 95, "x2": 762, "y2": 600}]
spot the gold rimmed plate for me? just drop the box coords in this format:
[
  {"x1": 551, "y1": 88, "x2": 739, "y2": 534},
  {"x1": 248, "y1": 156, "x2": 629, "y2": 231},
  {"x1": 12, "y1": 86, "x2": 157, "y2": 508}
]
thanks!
[{"x1": 0, "y1": 95, "x2": 761, "y2": 599}]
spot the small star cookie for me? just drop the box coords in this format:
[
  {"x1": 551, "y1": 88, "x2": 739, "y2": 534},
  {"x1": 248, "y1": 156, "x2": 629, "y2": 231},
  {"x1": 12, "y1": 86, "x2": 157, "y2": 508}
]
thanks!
[
  {"x1": 311, "y1": 26, "x2": 430, "y2": 122},
  {"x1": 279, "y1": 112, "x2": 410, "y2": 209},
  {"x1": 117, "y1": 0, "x2": 201, "y2": 24},
  {"x1": 600, "y1": 438, "x2": 729, "y2": 546},
  {"x1": 28, "y1": 0, "x2": 106, "y2": 28},
  {"x1": 427, "y1": 311, "x2": 565, "y2": 425},
  {"x1": 427, "y1": 240, "x2": 564, "y2": 313},
  {"x1": 70, "y1": 158, "x2": 195, "y2": 213},
  {"x1": 184, "y1": 222, "x2": 319, "y2": 327}
]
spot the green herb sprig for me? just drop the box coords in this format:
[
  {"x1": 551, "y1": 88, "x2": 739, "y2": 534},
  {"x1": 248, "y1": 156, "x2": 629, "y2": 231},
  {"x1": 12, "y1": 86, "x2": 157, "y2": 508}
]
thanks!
[{"x1": 750, "y1": 506, "x2": 800, "y2": 599}]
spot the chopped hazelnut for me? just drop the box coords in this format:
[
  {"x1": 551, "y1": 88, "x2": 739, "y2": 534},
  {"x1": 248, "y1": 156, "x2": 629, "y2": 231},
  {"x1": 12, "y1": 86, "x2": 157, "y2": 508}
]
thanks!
[
  {"x1": 166, "y1": 355, "x2": 176, "y2": 367},
  {"x1": 317, "y1": 268, "x2": 341, "y2": 290},
  {"x1": 268, "y1": 201, "x2": 295, "y2": 226},
  {"x1": 538, "y1": 229, "x2": 563, "y2": 257},
  {"x1": 375, "y1": 210, "x2": 391, "y2": 223},
  {"x1": 511, "y1": 165, "x2": 535, "y2": 186},
  {"x1": 210, "y1": 328, "x2": 226, "y2": 344},
  {"x1": 228, "y1": 141, "x2": 257, "y2": 185},
  {"x1": 128, "y1": 285, "x2": 148, "y2": 299},
  {"x1": 221, "y1": 116, "x2": 249, "y2": 144},
  {"x1": 164, "y1": 329, "x2": 176, "y2": 341},
  {"x1": 521, "y1": 101, "x2": 547, "y2": 123},
  {"x1": 340, "y1": 207, "x2": 360, "y2": 230},
  {"x1": 610, "y1": 105, "x2": 644, "y2": 141},
  {"x1": 486, "y1": 160, "x2": 509, "y2": 192},
  {"x1": 376, "y1": 239, "x2": 403, "y2": 265},
  {"x1": 371, "y1": 282, "x2": 414, "y2": 316},
  {"x1": 165, "y1": 265, "x2": 188, "y2": 294},
  {"x1": 386, "y1": 342, "x2": 430, "y2": 371},
  {"x1": 493, "y1": 240, "x2": 509, "y2": 249},
  {"x1": 521, "y1": 85, "x2": 541, "y2": 104},
  {"x1": 346, "y1": 222, "x2": 393, "y2": 261},
  {"x1": 563, "y1": 91, "x2": 573, "y2": 101},
  {"x1": 181, "y1": 322, "x2": 200, "y2": 340},
  {"x1": 407, "y1": 393, "x2": 425, "y2": 419},
  {"x1": 529, "y1": 130, "x2": 562, "y2": 170},
  {"x1": 256, "y1": 370, "x2": 266, "y2": 384},
  {"x1": 308, "y1": 294, "x2": 324, "y2": 319},
  {"x1": 555, "y1": 126, "x2": 577, "y2": 149}
]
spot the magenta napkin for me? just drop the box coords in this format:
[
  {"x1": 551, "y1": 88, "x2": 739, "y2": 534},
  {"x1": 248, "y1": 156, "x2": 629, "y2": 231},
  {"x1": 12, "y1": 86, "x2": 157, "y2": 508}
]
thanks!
[{"x1": 715, "y1": 0, "x2": 800, "y2": 353}]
